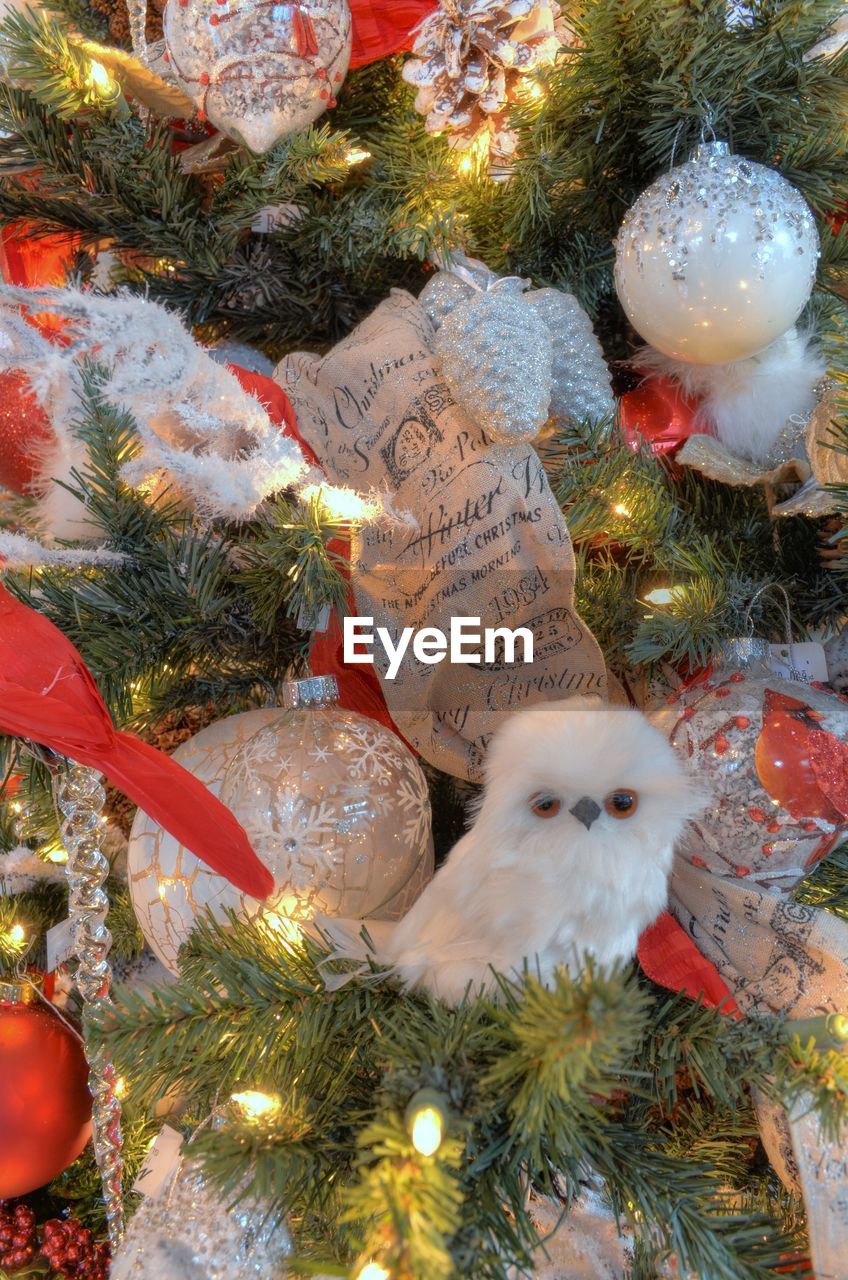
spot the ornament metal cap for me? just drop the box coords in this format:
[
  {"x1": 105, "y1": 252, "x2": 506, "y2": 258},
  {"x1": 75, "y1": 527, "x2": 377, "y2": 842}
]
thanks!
[
  {"x1": 692, "y1": 139, "x2": 731, "y2": 163},
  {"x1": 281, "y1": 675, "x2": 339, "y2": 709},
  {"x1": 0, "y1": 974, "x2": 42, "y2": 1005},
  {"x1": 720, "y1": 637, "x2": 771, "y2": 668}
]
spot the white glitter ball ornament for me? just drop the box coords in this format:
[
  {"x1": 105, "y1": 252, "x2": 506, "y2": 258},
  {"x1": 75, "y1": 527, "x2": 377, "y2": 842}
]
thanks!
[
  {"x1": 128, "y1": 683, "x2": 434, "y2": 975},
  {"x1": 614, "y1": 142, "x2": 820, "y2": 364},
  {"x1": 163, "y1": 0, "x2": 352, "y2": 154}
]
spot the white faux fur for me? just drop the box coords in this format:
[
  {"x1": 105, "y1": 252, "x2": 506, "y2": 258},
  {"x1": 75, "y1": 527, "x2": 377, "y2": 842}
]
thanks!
[
  {"x1": 323, "y1": 699, "x2": 705, "y2": 1005},
  {"x1": 633, "y1": 329, "x2": 826, "y2": 465}
]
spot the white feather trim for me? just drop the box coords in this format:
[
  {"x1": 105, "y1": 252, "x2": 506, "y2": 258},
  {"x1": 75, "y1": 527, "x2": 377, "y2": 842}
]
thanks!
[{"x1": 633, "y1": 329, "x2": 826, "y2": 465}]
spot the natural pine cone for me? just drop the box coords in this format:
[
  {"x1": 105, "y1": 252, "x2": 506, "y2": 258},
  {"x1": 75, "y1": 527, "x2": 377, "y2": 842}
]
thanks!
[
  {"x1": 89, "y1": 0, "x2": 164, "y2": 47},
  {"x1": 402, "y1": 0, "x2": 561, "y2": 159}
]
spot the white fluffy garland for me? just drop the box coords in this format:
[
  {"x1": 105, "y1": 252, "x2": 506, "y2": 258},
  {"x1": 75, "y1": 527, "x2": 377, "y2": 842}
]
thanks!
[{"x1": 0, "y1": 286, "x2": 318, "y2": 539}]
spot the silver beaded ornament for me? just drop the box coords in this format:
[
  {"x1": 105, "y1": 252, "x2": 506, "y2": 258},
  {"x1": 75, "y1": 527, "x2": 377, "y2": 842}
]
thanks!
[{"x1": 110, "y1": 1150, "x2": 292, "y2": 1280}]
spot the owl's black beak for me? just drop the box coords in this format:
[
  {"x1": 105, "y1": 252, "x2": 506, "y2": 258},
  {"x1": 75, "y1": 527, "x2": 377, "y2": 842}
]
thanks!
[{"x1": 569, "y1": 796, "x2": 601, "y2": 830}]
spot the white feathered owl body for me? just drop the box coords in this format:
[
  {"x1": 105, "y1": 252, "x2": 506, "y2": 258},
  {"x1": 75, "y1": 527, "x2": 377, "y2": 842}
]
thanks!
[{"x1": 325, "y1": 700, "x2": 704, "y2": 1005}]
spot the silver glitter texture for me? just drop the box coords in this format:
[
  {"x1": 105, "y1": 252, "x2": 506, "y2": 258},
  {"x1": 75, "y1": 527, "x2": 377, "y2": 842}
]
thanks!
[
  {"x1": 163, "y1": 0, "x2": 352, "y2": 154},
  {"x1": 423, "y1": 269, "x2": 613, "y2": 431},
  {"x1": 616, "y1": 142, "x2": 818, "y2": 287},
  {"x1": 436, "y1": 287, "x2": 553, "y2": 444},
  {"x1": 110, "y1": 1156, "x2": 292, "y2": 1280},
  {"x1": 524, "y1": 287, "x2": 615, "y2": 424}
]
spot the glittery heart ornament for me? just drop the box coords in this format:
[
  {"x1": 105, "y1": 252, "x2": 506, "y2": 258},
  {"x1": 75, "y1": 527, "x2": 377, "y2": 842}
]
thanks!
[
  {"x1": 163, "y1": 0, "x2": 353, "y2": 153},
  {"x1": 651, "y1": 656, "x2": 848, "y2": 893}
]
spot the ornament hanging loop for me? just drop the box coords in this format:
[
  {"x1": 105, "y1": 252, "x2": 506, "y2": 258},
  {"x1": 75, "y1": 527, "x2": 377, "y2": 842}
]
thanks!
[{"x1": 743, "y1": 582, "x2": 802, "y2": 681}]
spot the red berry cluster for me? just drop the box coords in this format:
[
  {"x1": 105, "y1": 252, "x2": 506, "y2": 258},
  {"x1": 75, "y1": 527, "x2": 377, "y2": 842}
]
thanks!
[
  {"x1": 0, "y1": 1203, "x2": 38, "y2": 1270},
  {"x1": 41, "y1": 1218, "x2": 109, "y2": 1280}
]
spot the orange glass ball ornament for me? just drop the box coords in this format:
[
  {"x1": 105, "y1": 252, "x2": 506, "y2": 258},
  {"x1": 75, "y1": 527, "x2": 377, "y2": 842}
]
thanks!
[
  {"x1": 0, "y1": 369, "x2": 54, "y2": 495},
  {"x1": 0, "y1": 981, "x2": 92, "y2": 1198}
]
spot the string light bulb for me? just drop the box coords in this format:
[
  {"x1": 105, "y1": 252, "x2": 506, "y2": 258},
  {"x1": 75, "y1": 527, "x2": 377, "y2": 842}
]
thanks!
[
  {"x1": 345, "y1": 146, "x2": 372, "y2": 166},
  {"x1": 300, "y1": 483, "x2": 380, "y2": 523},
  {"x1": 7, "y1": 924, "x2": 25, "y2": 947},
  {"x1": 643, "y1": 586, "x2": 684, "y2": 607},
  {"x1": 405, "y1": 1088, "x2": 448, "y2": 1157},
  {"x1": 230, "y1": 1089, "x2": 281, "y2": 1120},
  {"x1": 612, "y1": 502, "x2": 631, "y2": 518},
  {"x1": 86, "y1": 59, "x2": 121, "y2": 105},
  {"x1": 356, "y1": 1263, "x2": 391, "y2": 1280}
]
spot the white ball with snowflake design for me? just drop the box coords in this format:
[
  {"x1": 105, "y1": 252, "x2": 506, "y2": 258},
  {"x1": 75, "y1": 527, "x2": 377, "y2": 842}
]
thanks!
[{"x1": 128, "y1": 692, "x2": 434, "y2": 975}]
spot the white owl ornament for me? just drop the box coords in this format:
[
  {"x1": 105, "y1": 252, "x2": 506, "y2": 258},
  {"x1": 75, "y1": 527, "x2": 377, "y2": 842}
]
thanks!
[{"x1": 324, "y1": 699, "x2": 705, "y2": 1004}]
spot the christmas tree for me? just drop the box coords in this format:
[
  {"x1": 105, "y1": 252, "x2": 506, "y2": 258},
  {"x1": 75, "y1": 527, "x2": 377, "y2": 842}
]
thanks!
[{"x1": 0, "y1": 0, "x2": 846, "y2": 1277}]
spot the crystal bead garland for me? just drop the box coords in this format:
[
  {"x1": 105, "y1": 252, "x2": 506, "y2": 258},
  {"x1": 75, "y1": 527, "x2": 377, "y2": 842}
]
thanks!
[{"x1": 54, "y1": 762, "x2": 124, "y2": 1251}]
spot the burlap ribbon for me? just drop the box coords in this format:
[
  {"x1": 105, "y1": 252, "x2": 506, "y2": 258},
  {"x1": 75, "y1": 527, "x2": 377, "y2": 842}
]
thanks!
[
  {"x1": 671, "y1": 857, "x2": 848, "y2": 1279},
  {"x1": 276, "y1": 289, "x2": 606, "y2": 780}
]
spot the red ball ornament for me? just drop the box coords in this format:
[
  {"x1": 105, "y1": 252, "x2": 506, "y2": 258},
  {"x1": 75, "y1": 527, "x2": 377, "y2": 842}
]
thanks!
[
  {"x1": 619, "y1": 375, "x2": 704, "y2": 457},
  {"x1": 0, "y1": 981, "x2": 92, "y2": 1198},
  {"x1": 0, "y1": 369, "x2": 54, "y2": 495},
  {"x1": 652, "y1": 646, "x2": 848, "y2": 892}
]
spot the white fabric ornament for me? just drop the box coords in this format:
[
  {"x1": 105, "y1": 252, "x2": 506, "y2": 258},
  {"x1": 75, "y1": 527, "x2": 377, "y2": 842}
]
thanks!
[
  {"x1": 521, "y1": 1188, "x2": 633, "y2": 1280},
  {"x1": 436, "y1": 285, "x2": 553, "y2": 444},
  {"x1": 322, "y1": 699, "x2": 704, "y2": 1005},
  {"x1": 615, "y1": 142, "x2": 820, "y2": 365},
  {"x1": 633, "y1": 328, "x2": 826, "y2": 466},
  {"x1": 163, "y1": 0, "x2": 352, "y2": 153}
]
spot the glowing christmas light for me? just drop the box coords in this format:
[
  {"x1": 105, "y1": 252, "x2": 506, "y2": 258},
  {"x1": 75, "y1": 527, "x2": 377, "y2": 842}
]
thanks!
[
  {"x1": 405, "y1": 1088, "x2": 448, "y2": 1157},
  {"x1": 231, "y1": 1090, "x2": 281, "y2": 1119},
  {"x1": 644, "y1": 586, "x2": 684, "y2": 606},
  {"x1": 356, "y1": 1264, "x2": 390, "y2": 1280}
]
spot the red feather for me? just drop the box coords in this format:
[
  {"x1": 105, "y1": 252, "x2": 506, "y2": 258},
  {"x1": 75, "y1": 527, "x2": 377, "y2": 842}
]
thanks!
[{"x1": 0, "y1": 583, "x2": 272, "y2": 900}]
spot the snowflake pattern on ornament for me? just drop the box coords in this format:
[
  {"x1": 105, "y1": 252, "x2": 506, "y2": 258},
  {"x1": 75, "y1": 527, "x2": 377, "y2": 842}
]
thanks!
[{"x1": 220, "y1": 701, "x2": 435, "y2": 919}]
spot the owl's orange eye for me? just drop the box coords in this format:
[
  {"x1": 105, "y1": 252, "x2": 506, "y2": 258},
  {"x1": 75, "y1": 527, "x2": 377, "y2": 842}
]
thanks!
[
  {"x1": 603, "y1": 790, "x2": 638, "y2": 819},
  {"x1": 530, "y1": 795, "x2": 561, "y2": 819}
]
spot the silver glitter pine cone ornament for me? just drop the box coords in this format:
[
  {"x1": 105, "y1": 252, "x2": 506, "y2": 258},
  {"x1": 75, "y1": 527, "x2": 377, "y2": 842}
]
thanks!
[
  {"x1": 435, "y1": 286, "x2": 553, "y2": 445},
  {"x1": 524, "y1": 287, "x2": 614, "y2": 424}
]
